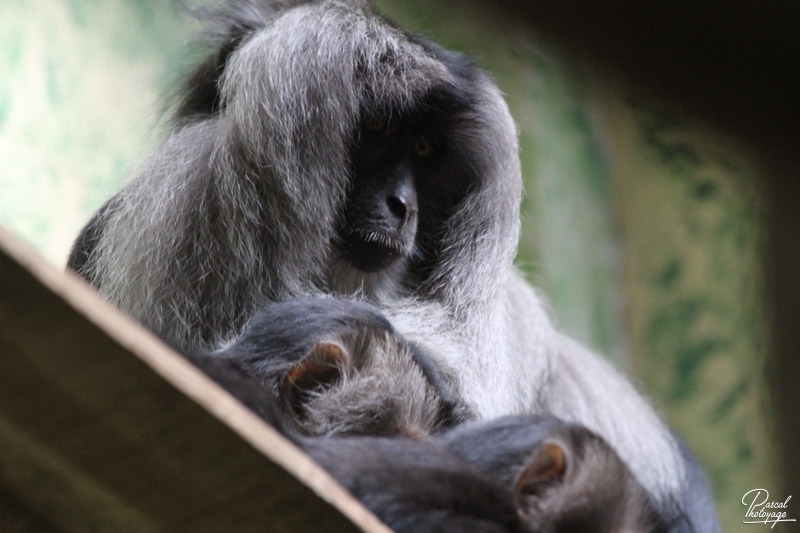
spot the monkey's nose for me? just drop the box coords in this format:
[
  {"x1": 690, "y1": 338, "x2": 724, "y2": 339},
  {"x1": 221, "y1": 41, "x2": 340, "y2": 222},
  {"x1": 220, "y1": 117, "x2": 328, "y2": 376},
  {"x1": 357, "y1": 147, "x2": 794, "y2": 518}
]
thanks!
[{"x1": 387, "y1": 194, "x2": 409, "y2": 221}]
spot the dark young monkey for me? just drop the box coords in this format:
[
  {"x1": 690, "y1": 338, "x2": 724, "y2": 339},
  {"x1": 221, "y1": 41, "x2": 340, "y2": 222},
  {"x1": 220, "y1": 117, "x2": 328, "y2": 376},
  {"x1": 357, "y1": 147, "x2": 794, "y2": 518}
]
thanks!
[
  {"x1": 442, "y1": 417, "x2": 714, "y2": 533},
  {"x1": 200, "y1": 297, "x2": 707, "y2": 532},
  {"x1": 211, "y1": 297, "x2": 469, "y2": 437},
  {"x1": 192, "y1": 351, "x2": 668, "y2": 533},
  {"x1": 441, "y1": 418, "x2": 669, "y2": 533},
  {"x1": 305, "y1": 422, "x2": 671, "y2": 533},
  {"x1": 67, "y1": 1, "x2": 719, "y2": 527}
]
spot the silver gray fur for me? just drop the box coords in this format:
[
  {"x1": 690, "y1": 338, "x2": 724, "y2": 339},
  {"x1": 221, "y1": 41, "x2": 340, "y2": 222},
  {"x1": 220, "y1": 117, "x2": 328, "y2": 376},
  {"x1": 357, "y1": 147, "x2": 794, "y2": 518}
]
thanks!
[
  {"x1": 291, "y1": 331, "x2": 454, "y2": 438},
  {"x1": 72, "y1": 0, "x2": 693, "y2": 513}
]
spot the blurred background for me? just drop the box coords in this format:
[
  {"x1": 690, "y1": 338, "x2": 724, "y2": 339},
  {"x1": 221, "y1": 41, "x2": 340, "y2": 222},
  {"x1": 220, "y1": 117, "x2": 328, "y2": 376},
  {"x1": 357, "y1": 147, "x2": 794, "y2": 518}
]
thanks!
[{"x1": 1, "y1": 1, "x2": 797, "y2": 531}]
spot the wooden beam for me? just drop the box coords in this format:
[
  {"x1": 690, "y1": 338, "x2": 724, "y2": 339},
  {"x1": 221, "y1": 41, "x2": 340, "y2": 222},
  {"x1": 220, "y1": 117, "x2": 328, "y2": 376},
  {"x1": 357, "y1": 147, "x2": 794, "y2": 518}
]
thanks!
[{"x1": 0, "y1": 227, "x2": 391, "y2": 533}]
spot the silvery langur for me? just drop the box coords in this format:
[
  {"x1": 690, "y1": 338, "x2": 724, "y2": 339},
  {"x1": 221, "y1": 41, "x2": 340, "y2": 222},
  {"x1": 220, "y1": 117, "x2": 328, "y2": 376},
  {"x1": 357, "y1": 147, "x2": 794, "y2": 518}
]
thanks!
[{"x1": 67, "y1": 0, "x2": 718, "y2": 528}]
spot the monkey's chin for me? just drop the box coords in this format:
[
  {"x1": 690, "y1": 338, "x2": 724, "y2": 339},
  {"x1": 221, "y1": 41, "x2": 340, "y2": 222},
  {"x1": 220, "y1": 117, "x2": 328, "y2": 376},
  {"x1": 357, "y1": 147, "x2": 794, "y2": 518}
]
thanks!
[{"x1": 343, "y1": 238, "x2": 406, "y2": 273}]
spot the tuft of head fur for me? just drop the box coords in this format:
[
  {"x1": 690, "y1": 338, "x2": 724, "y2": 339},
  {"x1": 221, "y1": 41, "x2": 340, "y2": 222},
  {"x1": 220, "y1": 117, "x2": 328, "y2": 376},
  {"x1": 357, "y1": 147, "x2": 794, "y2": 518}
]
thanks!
[
  {"x1": 211, "y1": 297, "x2": 470, "y2": 437},
  {"x1": 71, "y1": 0, "x2": 521, "y2": 351},
  {"x1": 295, "y1": 331, "x2": 458, "y2": 437}
]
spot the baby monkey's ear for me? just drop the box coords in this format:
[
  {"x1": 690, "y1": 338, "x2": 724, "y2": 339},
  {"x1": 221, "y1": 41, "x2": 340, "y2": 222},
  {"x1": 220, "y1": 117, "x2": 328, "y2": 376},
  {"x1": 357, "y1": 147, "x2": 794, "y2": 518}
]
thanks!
[
  {"x1": 513, "y1": 439, "x2": 568, "y2": 512},
  {"x1": 281, "y1": 341, "x2": 351, "y2": 418}
]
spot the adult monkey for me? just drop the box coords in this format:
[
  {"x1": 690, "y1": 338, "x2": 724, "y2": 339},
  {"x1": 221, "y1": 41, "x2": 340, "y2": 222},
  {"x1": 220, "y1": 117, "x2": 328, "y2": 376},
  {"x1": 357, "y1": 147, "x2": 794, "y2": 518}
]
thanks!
[{"x1": 68, "y1": 1, "x2": 718, "y2": 528}]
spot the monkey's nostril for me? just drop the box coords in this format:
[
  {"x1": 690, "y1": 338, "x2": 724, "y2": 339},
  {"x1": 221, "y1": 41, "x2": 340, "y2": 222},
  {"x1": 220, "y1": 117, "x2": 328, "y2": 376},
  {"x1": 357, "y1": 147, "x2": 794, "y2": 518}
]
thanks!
[{"x1": 387, "y1": 194, "x2": 408, "y2": 221}]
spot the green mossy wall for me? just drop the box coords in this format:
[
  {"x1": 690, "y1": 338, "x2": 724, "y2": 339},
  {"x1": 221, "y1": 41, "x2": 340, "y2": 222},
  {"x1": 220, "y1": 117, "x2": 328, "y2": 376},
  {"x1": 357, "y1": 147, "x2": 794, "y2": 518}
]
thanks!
[
  {"x1": 0, "y1": 0, "x2": 192, "y2": 265},
  {"x1": 602, "y1": 91, "x2": 773, "y2": 530},
  {"x1": 0, "y1": 2, "x2": 780, "y2": 531}
]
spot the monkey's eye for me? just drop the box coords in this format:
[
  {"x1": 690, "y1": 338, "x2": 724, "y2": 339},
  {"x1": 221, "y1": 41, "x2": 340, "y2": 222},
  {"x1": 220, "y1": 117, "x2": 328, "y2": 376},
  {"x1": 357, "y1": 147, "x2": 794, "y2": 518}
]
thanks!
[
  {"x1": 364, "y1": 114, "x2": 396, "y2": 137},
  {"x1": 411, "y1": 137, "x2": 435, "y2": 161}
]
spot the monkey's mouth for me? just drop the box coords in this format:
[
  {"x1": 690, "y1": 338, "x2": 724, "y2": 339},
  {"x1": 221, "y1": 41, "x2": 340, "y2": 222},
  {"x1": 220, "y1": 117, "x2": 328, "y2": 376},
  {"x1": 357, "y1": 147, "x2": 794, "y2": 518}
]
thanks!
[{"x1": 341, "y1": 228, "x2": 408, "y2": 273}]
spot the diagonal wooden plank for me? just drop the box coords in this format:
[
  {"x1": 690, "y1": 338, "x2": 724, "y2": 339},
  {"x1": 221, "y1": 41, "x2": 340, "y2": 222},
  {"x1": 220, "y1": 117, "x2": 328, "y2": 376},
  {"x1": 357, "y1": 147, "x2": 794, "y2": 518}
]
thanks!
[{"x1": 0, "y1": 226, "x2": 391, "y2": 533}]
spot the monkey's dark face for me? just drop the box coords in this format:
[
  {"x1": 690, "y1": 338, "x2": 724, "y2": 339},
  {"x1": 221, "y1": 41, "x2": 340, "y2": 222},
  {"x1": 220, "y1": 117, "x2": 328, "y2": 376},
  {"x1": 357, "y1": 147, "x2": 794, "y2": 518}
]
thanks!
[{"x1": 337, "y1": 94, "x2": 472, "y2": 274}]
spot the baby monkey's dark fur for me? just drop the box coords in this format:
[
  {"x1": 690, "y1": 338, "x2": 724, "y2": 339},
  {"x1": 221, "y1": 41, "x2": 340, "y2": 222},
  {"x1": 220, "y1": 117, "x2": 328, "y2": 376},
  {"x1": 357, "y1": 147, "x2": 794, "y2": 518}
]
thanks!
[
  {"x1": 211, "y1": 297, "x2": 469, "y2": 437},
  {"x1": 190, "y1": 342, "x2": 668, "y2": 533}
]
